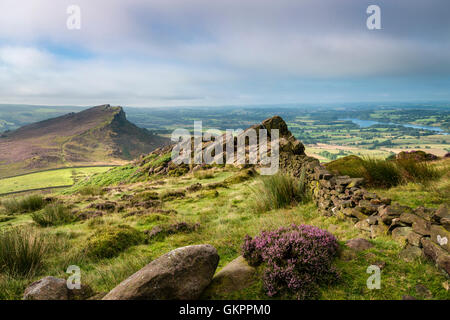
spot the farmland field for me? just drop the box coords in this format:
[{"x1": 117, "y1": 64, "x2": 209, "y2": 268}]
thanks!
[{"x1": 0, "y1": 166, "x2": 113, "y2": 194}]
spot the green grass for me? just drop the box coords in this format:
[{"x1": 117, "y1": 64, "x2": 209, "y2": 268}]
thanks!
[
  {"x1": 0, "y1": 165, "x2": 448, "y2": 300},
  {"x1": 251, "y1": 171, "x2": 308, "y2": 213},
  {"x1": 76, "y1": 185, "x2": 105, "y2": 196},
  {"x1": 326, "y1": 156, "x2": 446, "y2": 189},
  {"x1": 0, "y1": 227, "x2": 47, "y2": 277},
  {"x1": 31, "y1": 203, "x2": 75, "y2": 227},
  {"x1": 64, "y1": 166, "x2": 142, "y2": 193},
  {"x1": 0, "y1": 167, "x2": 112, "y2": 194},
  {"x1": 2, "y1": 194, "x2": 44, "y2": 215}
]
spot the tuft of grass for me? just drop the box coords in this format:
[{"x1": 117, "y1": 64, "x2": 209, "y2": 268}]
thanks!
[
  {"x1": 224, "y1": 168, "x2": 257, "y2": 185},
  {"x1": 194, "y1": 170, "x2": 215, "y2": 180},
  {"x1": 31, "y1": 203, "x2": 75, "y2": 227},
  {"x1": 0, "y1": 227, "x2": 47, "y2": 277},
  {"x1": 251, "y1": 171, "x2": 309, "y2": 213},
  {"x1": 2, "y1": 194, "x2": 44, "y2": 215},
  {"x1": 360, "y1": 157, "x2": 402, "y2": 188},
  {"x1": 77, "y1": 185, "x2": 104, "y2": 196},
  {"x1": 396, "y1": 159, "x2": 441, "y2": 184},
  {"x1": 326, "y1": 156, "x2": 443, "y2": 189}
]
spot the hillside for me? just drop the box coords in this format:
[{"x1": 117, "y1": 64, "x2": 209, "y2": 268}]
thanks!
[
  {"x1": 0, "y1": 105, "x2": 170, "y2": 178},
  {"x1": 0, "y1": 116, "x2": 448, "y2": 301}
]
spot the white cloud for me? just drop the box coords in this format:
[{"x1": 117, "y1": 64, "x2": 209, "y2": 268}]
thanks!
[{"x1": 0, "y1": 0, "x2": 449, "y2": 105}]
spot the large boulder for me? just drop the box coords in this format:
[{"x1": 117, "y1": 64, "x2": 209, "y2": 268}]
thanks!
[
  {"x1": 202, "y1": 256, "x2": 256, "y2": 298},
  {"x1": 23, "y1": 276, "x2": 68, "y2": 300},
  {"x1": 103, "y1": 244, "x2": 219, "y2": 300},
  {"x1": 23, "y1": 276, "x2": 94, "y2": 300}
]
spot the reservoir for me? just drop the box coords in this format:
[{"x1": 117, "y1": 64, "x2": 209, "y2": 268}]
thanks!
[{"x1": 341, "y1": 118, "x2": 448, "y2": 135}]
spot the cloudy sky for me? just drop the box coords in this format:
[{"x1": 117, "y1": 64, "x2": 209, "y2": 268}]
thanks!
[{"x1": 0, "y1": 0, "x2": 449, "y2": 107}]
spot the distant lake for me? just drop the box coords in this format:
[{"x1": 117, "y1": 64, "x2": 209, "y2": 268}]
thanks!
[{"x1": 341, "y1": 118, "x2": 448, "y2": 135}]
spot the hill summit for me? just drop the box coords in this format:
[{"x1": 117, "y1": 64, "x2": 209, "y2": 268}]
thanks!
[{"x1": 0, "y1": 104, "x2": 169, "y2": 177}]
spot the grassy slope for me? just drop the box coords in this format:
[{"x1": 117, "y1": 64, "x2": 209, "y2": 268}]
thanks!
[
  {"x1": 0, "y1": 167, "x2": 113, "y2": 195},
  {"x1": 0, "y1": 165, "x2": 449, "y2": 300}
]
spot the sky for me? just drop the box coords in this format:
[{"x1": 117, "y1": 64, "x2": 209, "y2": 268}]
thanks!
[{"x1": 0, "y1": 0, "x2": 449, "y2": 107}]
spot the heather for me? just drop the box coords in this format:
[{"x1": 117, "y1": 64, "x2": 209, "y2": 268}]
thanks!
[{"x1": 242, "y1": 224, "x2": 339, "y2": 299}]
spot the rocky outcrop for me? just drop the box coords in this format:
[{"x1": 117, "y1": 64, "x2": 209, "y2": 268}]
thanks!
[
  {"x1": 137, "y1": 115, "x2": 308, "y2": 178},
  {"x1": 103, "y1": 244, "x2": 219, "y2": 300}
]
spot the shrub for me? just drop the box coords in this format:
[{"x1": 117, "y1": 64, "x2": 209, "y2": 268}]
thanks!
[
  {"x1": 31, "y1": 203, "x2": 75, "y2": 227},
  {"x1": 85, "y1": 225, "x2": 144, "y2": 259},
  {"x1": 251, "y1": 171, "x2": 308, "y2": 213},
  {"x1": 0, "y1": 227, "x2": 47, "y2": 276},
  {"x1": 2, "y1": 194, "x2": 44, "y2": 215},
  {"x1": 242, "y1": 224, "x2": 339, "y2": 299}
]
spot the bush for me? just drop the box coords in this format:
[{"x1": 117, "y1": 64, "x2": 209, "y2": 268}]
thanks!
[
  {"x1": 242, "y1": 224, "x2": 339, "y2": 299},
  {"x1": 0, "y1": 227, "x2": 47, "y2": 276},
  {"x1": 31, "y1": 203, "x2": 75, "y2": 227},
  {"x1": 2, "y1": 194, "x2": 44, "y2": 214},
  {"x1": 251, "y1": 171, "x2": 308, "y2": 213},
  {"x1": 86, "y1": 225, "x2": 144, "y2": 259}
]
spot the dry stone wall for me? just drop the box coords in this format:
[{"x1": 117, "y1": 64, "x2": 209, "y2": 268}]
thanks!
[{"x1": 284, "y1": 156, "x2": 450, "y2": 276}]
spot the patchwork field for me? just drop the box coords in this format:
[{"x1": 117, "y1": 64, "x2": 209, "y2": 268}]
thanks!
[{"x1": 0, "y1": 167, "x2": 113, "y2": 195}]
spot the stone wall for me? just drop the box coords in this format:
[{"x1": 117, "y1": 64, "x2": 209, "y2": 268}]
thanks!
[{"x1": 287, "y1": 157, "x2": 450, "y2": 276}]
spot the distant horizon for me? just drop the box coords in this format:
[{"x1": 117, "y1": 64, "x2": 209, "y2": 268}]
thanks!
[{"x1": 1, "y1": 100, "x2": 450, "y2": 110}]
